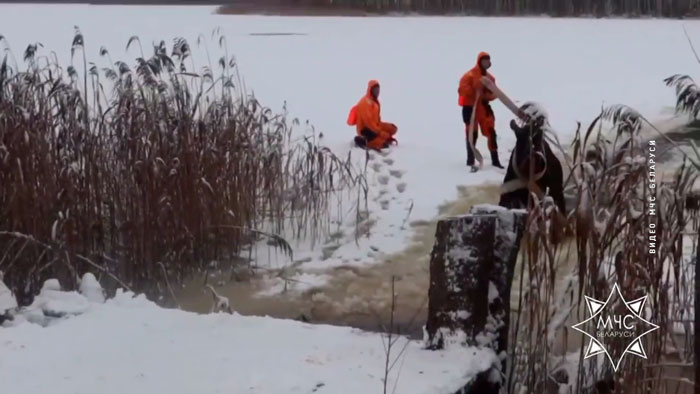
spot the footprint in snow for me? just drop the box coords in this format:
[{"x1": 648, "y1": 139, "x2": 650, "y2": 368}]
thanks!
[
  {"x1": 396, "y1": 183, "x2": 407, "y2": 193},
  {"x1": 383, "y1": 158, "x2": 394, "y2": 165},
  {"x1": 373, "y1": 188, "x2": 388, "y2": 202},
  {"x1": 380, "y1": 200, "x2": 390, "y2": 210},
  {"x1": 378, "y1": 175, "x2": 390, "y2": 185},
  {"x1": 371, "y1": 162, "x2": 383, "y2": 173},
  {"x1": 389, "y1": 169, "x2": 405, "y2": 179}
]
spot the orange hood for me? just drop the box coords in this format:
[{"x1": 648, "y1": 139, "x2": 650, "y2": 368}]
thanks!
[
  {"x1": 366, "y1": 79, "x2": 380, "y2": 98},
  {"x1": 475, "y1": 51, "x2": 490, "y2": 69}
]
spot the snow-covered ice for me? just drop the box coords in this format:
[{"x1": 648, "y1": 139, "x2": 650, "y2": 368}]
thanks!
[
  {"x1": 0, "y1": 289, "x2": 498, "y2": 394},
  {"x1": 1, "y1": 5, "x2": 697, "y2": 282}
]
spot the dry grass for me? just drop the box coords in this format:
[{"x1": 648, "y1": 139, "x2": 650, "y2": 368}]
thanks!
[
  {"x1": 507, "y1": 107, "x2": 697, "y2": 393},
  {"x1": 0, "y1": 30, "x2": 365, "y2": 305}
]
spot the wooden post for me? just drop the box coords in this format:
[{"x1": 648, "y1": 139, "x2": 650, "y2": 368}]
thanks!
[
  {"x1": 425, "y1": 212, "x2": 496, "y2": 349},
  {"x1": 425, "y1": 204, "x2": 527, "y2": 392},
  {"x1": 472, "y1": 204, "x2": 527, "y2": 363}
]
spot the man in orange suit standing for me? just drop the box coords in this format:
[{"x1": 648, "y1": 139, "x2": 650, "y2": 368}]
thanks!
[{"x1": 458, "y1": 51, "x2": 504, "y2": 172}]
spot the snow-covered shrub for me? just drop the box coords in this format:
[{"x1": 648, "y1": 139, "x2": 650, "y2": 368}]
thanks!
[{"x1": 10, "y1": 274, "x2": 106, "y2": 327}]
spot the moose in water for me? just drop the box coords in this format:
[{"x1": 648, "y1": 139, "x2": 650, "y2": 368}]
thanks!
[{"x1": 498, "y1": 102, "x2": 566, "y2": 216}]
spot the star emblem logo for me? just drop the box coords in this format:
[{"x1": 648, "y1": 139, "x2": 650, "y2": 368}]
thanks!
[{"x1": 571, "y1": 283, "x2": 660, "y2": 372}]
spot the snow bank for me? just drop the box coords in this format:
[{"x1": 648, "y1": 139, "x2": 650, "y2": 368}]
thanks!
[
  {"x1": 22, "y1": 281, "x2": 90, "y2": 326},
  {"x1": 5, "y1": 274, "x2": 106, "y2": 327},
  {"x1": 0, "y1": 290, "x2": 496, "y2": 394},
  {"x1": 79, "y1": 272, "x2": 105, "y2": 304}
]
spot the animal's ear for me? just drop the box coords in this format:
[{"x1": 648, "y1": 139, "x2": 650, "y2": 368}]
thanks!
[{"x1": 510, "y1": 119, "x2": 528, "y2": 138}]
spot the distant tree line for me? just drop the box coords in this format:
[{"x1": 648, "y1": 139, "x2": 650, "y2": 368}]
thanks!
[
  {"x1": 6, "y1": 0, "x2": 699, "y2": 17},
  {"x1": 263, "y1": 0, "x2": 700, "y2": 17}
]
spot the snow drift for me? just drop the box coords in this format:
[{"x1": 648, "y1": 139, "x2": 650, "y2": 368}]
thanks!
[{"x1": 0, "y1": 284, "x2": 498, "y2": 394}]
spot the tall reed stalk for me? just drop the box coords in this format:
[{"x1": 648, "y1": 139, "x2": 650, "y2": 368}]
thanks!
[
  {"x1": 0, "y1": 31, "x2": 364, "y2": 304},
  {"x1": 507, "y1": 107, "x2": 696, "y2": 393}
]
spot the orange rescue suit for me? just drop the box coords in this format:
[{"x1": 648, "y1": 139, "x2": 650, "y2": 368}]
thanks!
[
  {"x1": 347, "y1": 80, "x2": 397, "y2": 150},
  {"x1": 458, "y1": 51, "x2": 497, "y2": 106},
  {"x1": 458, "y1": 52, "x2": 498, "y2": 151}
]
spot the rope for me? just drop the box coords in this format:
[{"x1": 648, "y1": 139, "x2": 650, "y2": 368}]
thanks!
[{"x1": 467, "y1": 91, "x2": 484, "y2": 168}]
